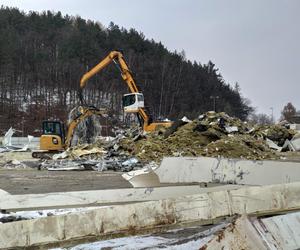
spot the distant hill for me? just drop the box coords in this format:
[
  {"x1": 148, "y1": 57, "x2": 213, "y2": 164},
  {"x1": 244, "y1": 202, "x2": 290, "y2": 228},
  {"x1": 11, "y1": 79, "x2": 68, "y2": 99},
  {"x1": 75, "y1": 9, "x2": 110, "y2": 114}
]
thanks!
[{"x1": 0, "y1": 6, "x2": 252, "y2": 134}]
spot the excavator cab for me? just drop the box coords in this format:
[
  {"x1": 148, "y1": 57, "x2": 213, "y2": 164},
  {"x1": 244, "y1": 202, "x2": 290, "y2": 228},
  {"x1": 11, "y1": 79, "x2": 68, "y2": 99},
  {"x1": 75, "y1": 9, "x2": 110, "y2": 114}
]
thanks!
[
  {"x1": 40, "y1": 121, "x2": 65, "y2": 150},
  {"x1": 122, "y1": 93, "x2": 144, "y2": 112}
]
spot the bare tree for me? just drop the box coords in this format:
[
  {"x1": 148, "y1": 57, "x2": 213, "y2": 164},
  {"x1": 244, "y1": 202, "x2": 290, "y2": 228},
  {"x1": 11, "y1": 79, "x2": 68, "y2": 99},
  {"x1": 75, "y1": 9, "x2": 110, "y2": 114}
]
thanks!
[{"x1": 281, "y1": 102, "x2": 296, "y2": 121}]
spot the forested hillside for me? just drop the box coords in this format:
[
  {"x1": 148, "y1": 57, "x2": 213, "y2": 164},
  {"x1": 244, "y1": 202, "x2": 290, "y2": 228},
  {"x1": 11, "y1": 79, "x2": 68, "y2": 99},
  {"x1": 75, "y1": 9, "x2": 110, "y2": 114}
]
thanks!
[{"x1": 0, "y1": 7, "x2": 252, "y2": 135}]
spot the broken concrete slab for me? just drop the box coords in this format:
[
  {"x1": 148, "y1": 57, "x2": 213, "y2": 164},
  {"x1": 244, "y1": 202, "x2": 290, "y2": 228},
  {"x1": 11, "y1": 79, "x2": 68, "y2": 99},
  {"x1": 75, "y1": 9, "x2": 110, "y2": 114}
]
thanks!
[
  {"x1": 1, "y1": 182, "x2": 300, "y2": 248},
  {"x1": 290, "y1": 137, "x2": 300, "y2": 151},
  {"x1": 266, "y1": 138, "x2": 282, "y2": 151},
  {"x1": 252, "y1": 211, "x2": 300, "y2": 249},
  {"x1": 122, "y1": 167, "x2": 160, "y2": 187},
  {"x1": 202, "y1": 215, "x2": 268, "y2": 250},
  {"x1": 154, "y1": 157, "x2": 300, "y2": 185},
  {"x1": 204, "y1": 211, "x2": 300, "y2": 250}
]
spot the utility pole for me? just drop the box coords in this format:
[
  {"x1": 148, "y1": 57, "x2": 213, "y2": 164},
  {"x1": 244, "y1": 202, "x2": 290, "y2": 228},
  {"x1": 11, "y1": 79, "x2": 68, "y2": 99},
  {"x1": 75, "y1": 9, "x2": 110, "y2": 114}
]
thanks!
[
  {"x1": 270, "y1": 107, "x2": 274, "y2": 123},
  {"x1": 210, "y1": 95, "x2": 219, "y2": 112}
]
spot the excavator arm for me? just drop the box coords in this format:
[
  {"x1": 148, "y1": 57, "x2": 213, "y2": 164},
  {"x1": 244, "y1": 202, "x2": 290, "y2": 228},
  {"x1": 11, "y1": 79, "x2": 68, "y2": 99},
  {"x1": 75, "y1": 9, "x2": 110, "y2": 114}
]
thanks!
[
  {"x1": 80, "y1": 51, "x2": 139, "y2": 93},
  {"x1": 65, "y1": 106, "x2": 105, "y2": 148}
]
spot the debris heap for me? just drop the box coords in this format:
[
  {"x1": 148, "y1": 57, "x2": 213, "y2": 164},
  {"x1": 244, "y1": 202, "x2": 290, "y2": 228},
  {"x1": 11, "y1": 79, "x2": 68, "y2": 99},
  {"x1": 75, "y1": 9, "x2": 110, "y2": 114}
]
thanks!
[
  {"x1": 41, "y1": 111, "x2": 298, "y2": 170},
  {"x1": 116, "y1": 112, "x2": 296, "y2": 162}
]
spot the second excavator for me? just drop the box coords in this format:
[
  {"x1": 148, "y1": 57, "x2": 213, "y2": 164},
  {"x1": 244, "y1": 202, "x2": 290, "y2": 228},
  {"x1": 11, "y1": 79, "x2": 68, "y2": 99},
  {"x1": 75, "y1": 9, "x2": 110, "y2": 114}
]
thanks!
[
  {"x1": 79, "y1": 50, "x2": 172, "y2": 132},
  {"x1": 32, "y1": 106, "x2": 105, "y2": 158}
]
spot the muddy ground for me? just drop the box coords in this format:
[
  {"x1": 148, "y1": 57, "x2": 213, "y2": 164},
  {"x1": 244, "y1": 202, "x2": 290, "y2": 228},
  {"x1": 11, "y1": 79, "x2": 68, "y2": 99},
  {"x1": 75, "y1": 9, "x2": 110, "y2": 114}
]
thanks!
[{"x1": 0, "y1": 170, "x2": 131, "y2": 194}]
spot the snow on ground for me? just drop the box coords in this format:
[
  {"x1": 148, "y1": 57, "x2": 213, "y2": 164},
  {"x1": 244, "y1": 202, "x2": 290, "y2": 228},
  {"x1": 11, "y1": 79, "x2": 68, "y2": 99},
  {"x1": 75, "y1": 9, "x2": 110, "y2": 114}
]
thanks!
[
  {"x1": 0, "y1": 207, "x2": 106, "y2": 222},
  {"x1": 52, "y1": 222, "x2": 228, "y2": 250}
]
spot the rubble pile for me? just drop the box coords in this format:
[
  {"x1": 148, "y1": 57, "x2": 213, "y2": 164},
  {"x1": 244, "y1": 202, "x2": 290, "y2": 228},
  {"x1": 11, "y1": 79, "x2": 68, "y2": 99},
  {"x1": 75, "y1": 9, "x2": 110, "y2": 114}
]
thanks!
[
  {"x1": 114, "y1": 112, "x2": 298, "y2": 162},
  {"x1": 2, "y1": 112, "x2": 297, "y2": 171},
  {"x1": 250, "y1": 124, "x2": 296, "y2": 146}
]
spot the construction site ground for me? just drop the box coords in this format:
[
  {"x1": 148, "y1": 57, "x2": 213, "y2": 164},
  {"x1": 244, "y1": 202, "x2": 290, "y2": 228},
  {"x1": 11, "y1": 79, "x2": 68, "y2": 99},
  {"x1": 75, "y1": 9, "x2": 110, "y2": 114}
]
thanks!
[
  {"x1": 2, "y1": 151, "x2": 300, "y2": 195},
  {"x1": 0, "y1": 169, "x2": 131, "y2": 195}
]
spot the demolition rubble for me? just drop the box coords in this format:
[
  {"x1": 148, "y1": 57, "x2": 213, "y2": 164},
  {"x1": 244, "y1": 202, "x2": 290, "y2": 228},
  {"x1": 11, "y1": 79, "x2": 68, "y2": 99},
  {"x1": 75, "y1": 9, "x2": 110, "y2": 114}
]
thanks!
[
  {"x1": 1, "y1": 111, "x2": 300, "y2": 249},
  {"x1": 100, "y1": 111, "x2": 297, "y2": 165},
  {"x1": 0, "y1": 111, "x2": 299, "y2": 171}
]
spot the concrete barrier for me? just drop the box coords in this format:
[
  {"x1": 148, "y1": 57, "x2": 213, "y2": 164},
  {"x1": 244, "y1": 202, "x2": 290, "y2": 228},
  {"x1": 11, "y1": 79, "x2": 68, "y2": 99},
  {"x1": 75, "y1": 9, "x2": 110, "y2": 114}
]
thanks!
[
  {"x1": 0, "y1": 185, "x2": 242, "y2": 211},
  {"x1": 124, "y1": 157, "x2": 300, "y2": 187},
  {"x1": 155, "y1": 157, "x2": 300, "y2": 185},
  {"x1": 1, "y1": 182, "x2": 300, "y2": 248}
]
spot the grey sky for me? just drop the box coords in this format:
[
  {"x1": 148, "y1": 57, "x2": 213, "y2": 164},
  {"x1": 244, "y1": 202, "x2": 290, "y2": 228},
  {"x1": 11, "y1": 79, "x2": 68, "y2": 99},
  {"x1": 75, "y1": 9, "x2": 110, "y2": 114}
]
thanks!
[{"x1": 1, "y1": 0, "x2": 300, "y2": 120}]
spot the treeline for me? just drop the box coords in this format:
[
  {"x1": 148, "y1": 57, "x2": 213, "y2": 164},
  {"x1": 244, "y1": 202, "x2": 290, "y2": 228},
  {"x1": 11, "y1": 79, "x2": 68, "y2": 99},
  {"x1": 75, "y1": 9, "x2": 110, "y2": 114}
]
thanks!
[{"x1": 0, "y1": 6, "x2": 252, "y2": 135}]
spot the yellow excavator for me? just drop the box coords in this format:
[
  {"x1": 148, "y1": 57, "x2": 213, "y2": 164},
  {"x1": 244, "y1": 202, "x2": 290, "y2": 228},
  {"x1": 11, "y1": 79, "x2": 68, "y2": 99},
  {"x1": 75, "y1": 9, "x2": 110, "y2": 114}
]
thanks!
[
  {"x1": 32, "y1": 106, "x2": 105, "y2": 158},
  {"x1": 79, "y1": 50, "x2": 172, "y2": 132}
]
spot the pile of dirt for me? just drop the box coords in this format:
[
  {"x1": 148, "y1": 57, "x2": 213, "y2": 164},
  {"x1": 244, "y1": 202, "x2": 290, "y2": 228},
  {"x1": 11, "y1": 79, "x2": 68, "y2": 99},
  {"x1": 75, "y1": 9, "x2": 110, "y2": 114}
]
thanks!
[{"x1": 116, "y1": 112, "x2": 295, "y2": 162}]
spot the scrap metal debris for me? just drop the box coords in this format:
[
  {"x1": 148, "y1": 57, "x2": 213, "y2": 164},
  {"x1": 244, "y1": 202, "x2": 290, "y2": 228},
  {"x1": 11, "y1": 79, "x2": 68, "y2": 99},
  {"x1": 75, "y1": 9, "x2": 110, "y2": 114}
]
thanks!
[{"x1": 0, "y1": 128, "x2": 34, "y2": 153}]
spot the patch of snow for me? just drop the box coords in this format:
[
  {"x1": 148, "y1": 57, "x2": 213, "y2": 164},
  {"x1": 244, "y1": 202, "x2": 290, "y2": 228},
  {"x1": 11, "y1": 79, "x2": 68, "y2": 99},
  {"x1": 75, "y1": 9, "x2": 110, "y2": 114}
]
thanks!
[
  {"x1": 0, "y1": 207, "x2": 105, "y2": 221},
  {"x1": 53, "y1": 222, "x2": 228, "y2": 250}
]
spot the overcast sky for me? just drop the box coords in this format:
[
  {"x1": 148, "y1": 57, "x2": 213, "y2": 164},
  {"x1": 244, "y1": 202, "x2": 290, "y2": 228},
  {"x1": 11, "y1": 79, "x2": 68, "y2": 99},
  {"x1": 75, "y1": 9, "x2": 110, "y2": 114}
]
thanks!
[{"x1": 1, "y1": 0, "x2": 299, "y2": 120}]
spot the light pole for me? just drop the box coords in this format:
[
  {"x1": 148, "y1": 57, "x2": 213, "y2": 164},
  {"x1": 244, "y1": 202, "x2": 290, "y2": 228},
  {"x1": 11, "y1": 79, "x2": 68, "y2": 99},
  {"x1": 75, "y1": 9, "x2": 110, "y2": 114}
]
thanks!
[{"x1": 210, "y1": 95, "x2": 219, "y2": 112}]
